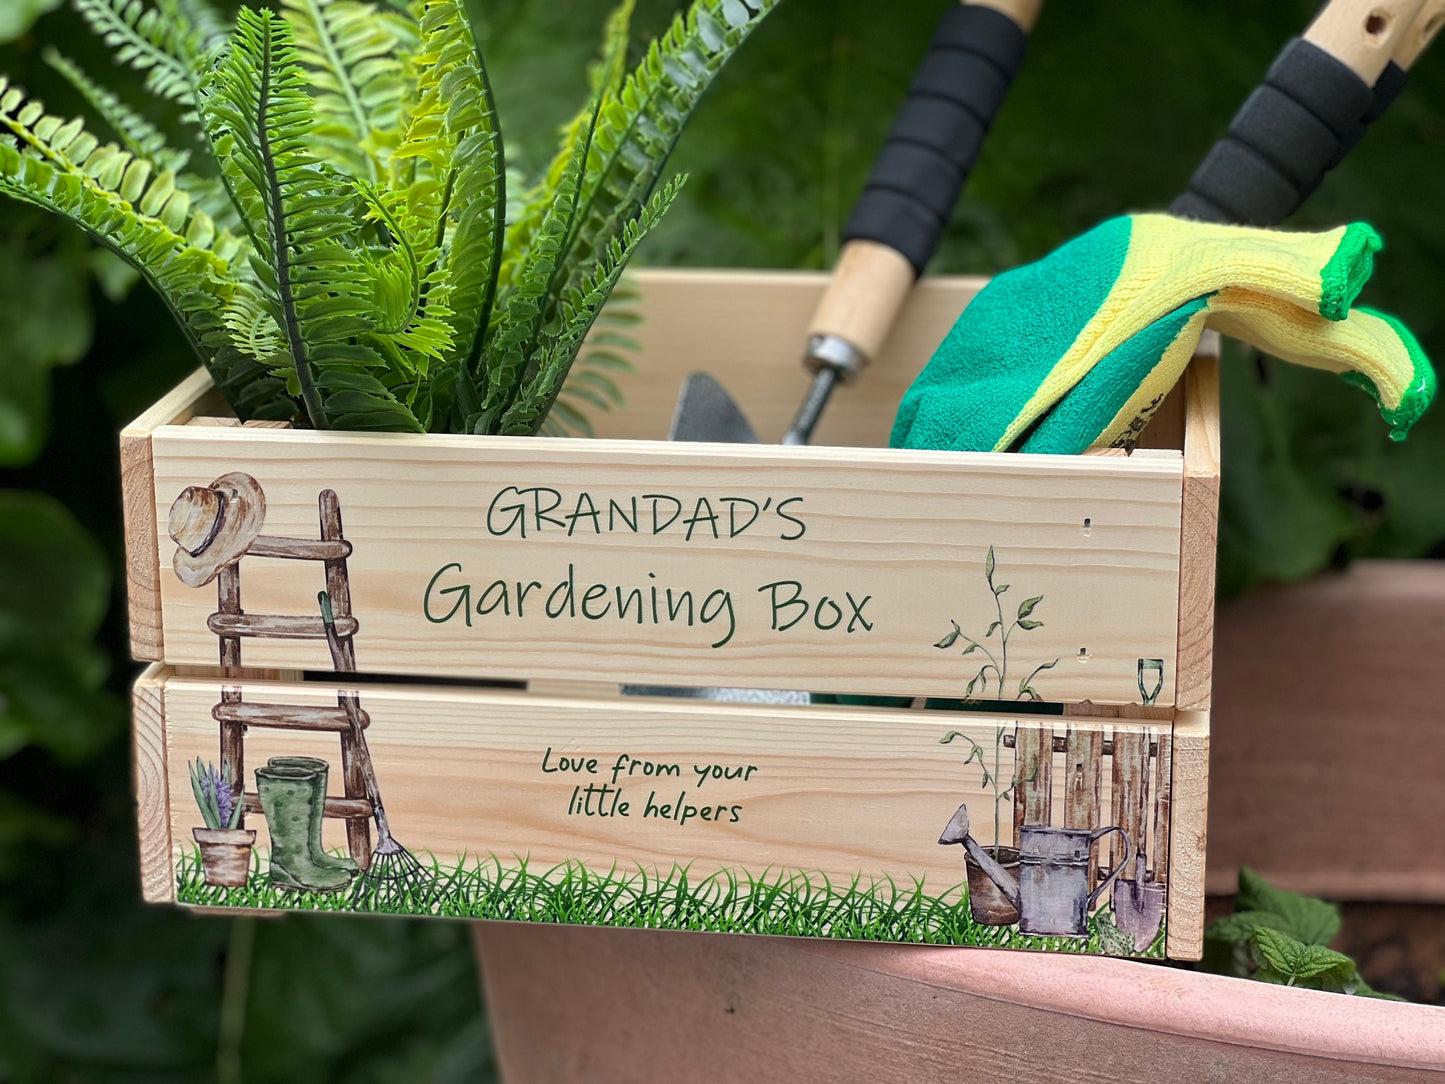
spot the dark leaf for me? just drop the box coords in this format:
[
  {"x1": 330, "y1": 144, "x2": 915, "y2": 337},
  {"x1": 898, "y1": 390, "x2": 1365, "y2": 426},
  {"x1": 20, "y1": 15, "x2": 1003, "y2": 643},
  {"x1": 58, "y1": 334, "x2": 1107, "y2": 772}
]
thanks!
[
  {"x1": 1236, "y1": 867, "x2": 1341, "y2": 946},
  {"x1": 933, "y1": 621, "x2": 962, "y2": 649}
]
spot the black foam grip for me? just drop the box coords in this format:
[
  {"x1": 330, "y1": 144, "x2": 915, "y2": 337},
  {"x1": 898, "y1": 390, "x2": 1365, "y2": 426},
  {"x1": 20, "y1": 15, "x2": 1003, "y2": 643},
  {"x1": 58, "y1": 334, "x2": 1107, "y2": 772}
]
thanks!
[
  {"x1": 1171, "y1": 37, "x2": 1374, "y2": 226},
  {"x1": 843, "y1": 4, "x2": 1028, "y2": 274},
  {"x1": 1323, "y1": 59, "x2": 1408, "y2": 172}
]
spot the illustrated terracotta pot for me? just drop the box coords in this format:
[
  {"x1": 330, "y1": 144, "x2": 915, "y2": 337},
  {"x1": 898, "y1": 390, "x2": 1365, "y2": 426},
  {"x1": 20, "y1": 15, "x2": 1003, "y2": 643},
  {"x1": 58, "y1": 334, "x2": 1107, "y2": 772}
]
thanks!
[
  {"x1": 473, "y1": 923, "x2": 1445, "y2": 1083},
  {"x1": 964, "y1": 846, "x2": 1020, "y2": 925},
  {"x1": 192, "y1": 827, "x2": 255, "y2": 887}
]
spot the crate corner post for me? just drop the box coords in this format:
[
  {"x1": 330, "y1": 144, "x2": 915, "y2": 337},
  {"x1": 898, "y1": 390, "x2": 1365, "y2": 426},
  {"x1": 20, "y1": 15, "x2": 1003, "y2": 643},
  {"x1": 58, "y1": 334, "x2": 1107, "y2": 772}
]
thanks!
[{"x1": 132, "y1": 663, "x2": 176, "y2": 905}]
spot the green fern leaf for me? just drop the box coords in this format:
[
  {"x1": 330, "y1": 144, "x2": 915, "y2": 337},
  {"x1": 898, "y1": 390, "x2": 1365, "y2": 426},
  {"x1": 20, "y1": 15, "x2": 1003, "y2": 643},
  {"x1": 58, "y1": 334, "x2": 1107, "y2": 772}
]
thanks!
[
  {"x1": 499, "y1": 0, "x2": 633, "y2": 294},
  {"x1": 0, "y1": 74, "x2": 298, "y2": 417},
  {"x1": 386, "y1": 0, "x2": 503, "y2": 424},
  {"x1": 200, "y1": 7, "x2": 423, "y2": 431},
  {"x1": 73, "y1": 0, "x2": 203, "y2": 106},
  {"x1": 553, "y1": 0, "x2": 776, "y2": 310},
  {"x1": 497, "y1": 175, "x2": 681, "y2": 435},
  {"x1": 159, "y1": 0, "x2": 229, "y2": 53},
  {"x1": 545, "y1": 279, "x2": 640, "y2": 436},
  {"x1": 280, "y1": 0, "x2": 417, "y2": 180},
  {"x1": 475, "y1": 92, "x2": 600, "y2": 434},
  {"x1": 43, "y1": 48, "x2": 188, "y2": 172}
]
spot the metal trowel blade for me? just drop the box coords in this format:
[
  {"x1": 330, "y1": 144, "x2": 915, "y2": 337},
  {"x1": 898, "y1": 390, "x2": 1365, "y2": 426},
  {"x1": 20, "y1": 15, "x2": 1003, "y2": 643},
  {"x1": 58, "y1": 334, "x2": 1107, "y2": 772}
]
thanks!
[{"x1": 669, "y1": 372, "x2": 760, "y2": 444}]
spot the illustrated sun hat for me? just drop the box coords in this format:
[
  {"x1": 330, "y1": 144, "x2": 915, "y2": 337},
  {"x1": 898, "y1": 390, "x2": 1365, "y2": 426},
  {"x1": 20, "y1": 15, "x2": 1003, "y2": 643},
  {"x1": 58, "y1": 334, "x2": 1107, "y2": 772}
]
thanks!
[{"x1": 168, "y1": 472, "x2": 266, "y2": 588}]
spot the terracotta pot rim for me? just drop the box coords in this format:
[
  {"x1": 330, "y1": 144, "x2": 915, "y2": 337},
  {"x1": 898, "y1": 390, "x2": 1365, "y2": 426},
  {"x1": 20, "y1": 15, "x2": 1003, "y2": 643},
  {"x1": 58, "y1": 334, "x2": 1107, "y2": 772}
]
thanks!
[
  {"x1": 803, "y1": 941, "x2": 1445, "y2": 1069},
  {"x1": 191, "y1": 827, "x2": 257, "y2": 845}
]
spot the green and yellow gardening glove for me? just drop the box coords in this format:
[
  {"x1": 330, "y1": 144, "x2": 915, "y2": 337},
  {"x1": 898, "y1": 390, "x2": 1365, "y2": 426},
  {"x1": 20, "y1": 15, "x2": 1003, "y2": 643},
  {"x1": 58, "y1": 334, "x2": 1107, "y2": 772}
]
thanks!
[{"x1": 891, "y1": 214, "x2": 1435, "y2": 455}]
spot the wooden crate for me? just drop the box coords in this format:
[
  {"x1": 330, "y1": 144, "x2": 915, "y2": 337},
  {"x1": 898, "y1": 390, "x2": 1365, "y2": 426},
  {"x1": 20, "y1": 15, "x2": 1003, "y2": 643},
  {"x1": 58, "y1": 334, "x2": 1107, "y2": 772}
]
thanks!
[{"x1": 121, "y1": 269, "x2": 1218, "y2": 959}]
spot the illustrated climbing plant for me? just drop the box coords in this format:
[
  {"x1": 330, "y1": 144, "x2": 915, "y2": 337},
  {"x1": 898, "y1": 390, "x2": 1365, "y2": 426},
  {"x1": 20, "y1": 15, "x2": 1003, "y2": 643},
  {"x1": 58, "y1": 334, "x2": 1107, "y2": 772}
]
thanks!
[
  {"x1": 0, "y1": 0, "x2": 777, "y2": 433},
  {"x1": 934, "y1": 546, "x2": 1059, "y2": 701},
  {"x1": 940, "y1": 726, "x2": 1036, "y2": 856}
]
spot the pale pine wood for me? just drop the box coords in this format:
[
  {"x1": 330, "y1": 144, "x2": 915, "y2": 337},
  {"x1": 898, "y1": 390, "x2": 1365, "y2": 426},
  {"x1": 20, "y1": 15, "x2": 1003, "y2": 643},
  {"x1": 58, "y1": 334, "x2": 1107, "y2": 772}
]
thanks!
[
  {"x1": 527, "y1": 679, "x2": 621, "y2": 698},
  {"x1": 805, "y1": 241, "x2": 917, "y2": 364},
  {"x1": 131, "y1": 664, "x2": 174, "y2": 903},
  {"x1": 125, "y1": 367, "x2": 229, "y2": 432},
  {"x1": 1304, "y1": 0, "x2": 1425, "y2": 82},
  {"x1": 123, "y1": 370, "x2": 233, "y2": 661},
  {"x1": 589, "y1": 270, "x2": 991, "y2": 447},
  {"x1": 120, "y1": 431, "x2": 163, "y2": 660},
  {"x1": 145, "y1": 424, "x2": 1183, "y2": 703},
  {"x1": 1175, "y1": 355, "x2": 1220, "y2": 711},
  {"x1": 968, "y1": 0, "x2": 1044, "y2": 31},
  {"x1": 150, "y1": 667, "x2": 1183, "y2": 955},
  {"x1": 1397, "y1": 0, "x2": 1445, "y2": 66},
  {"x1": 1166, "y1": 709, "x2": 1209, "y2": 960}
]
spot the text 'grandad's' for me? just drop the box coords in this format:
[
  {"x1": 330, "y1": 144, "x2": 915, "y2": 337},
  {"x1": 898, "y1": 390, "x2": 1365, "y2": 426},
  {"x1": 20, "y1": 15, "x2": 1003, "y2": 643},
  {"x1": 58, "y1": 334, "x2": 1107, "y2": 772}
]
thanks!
[{"x1": 484, "y1": 486, "x2": 807, "y2": 541}]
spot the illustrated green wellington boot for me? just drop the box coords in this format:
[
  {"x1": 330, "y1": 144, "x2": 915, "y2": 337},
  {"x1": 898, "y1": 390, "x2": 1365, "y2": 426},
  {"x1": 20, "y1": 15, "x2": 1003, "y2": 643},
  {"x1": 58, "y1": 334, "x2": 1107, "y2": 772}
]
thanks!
[
  {"x1": 255, "y1": 764, "x2": 354, "y2": 893},
  {"x1": 265, "y1": 756, "x2": 360, "y2": 875}
]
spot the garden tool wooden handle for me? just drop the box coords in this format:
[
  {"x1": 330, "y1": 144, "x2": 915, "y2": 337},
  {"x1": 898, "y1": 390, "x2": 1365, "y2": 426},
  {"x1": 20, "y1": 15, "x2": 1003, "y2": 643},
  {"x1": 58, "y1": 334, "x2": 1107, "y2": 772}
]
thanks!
[
  {"x1": 1171, "y1": 0, "x2": 1426, "y2": 225},
  {"x1": 806, "y1": 0, "x2": 1042, "y2": 377},
  {"x1": 1303, "y1": 0, "x2": 1444, "y2": 186}
]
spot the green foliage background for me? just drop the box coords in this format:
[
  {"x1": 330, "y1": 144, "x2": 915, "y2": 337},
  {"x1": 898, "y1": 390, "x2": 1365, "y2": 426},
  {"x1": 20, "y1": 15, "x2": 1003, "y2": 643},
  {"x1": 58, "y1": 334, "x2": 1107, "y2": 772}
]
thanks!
[{"x1": 0, "y1": 1, "x2": 1441, "y2": 1078}]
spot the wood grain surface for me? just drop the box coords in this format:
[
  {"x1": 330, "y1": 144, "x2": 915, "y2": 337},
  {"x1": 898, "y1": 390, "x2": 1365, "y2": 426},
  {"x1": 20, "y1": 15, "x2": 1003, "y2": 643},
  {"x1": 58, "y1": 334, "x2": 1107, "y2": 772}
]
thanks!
[
  {"x1": 144, "y1": 426, "x2": 1183, "y2": 702},
  {"x1": 131, "y1": 664, "x2": 174, "y2": 903},
  {"x1": 147, "y1": 668, "x2": 1190, "y2": 955},
  {"x1": 1176, "y1": 355, "x2": 1221, "y2": 711},
  {"x1": 1166, "y1": 710, "x2": 1210, "y2": 960}
]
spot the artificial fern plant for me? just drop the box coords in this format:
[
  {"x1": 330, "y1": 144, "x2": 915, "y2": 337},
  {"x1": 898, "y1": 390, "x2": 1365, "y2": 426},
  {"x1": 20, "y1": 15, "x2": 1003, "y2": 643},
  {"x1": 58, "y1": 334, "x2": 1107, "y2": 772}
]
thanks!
[{"x1": 0, "y1": 0, "x2": 776, "y2": 433}]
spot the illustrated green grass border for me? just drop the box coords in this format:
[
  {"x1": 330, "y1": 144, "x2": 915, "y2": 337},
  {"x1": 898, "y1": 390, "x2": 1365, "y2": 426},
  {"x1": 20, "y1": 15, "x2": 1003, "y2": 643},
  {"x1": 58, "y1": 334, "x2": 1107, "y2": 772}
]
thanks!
[{"x1": 175, "y1": 849, "x2": 1165, "y2": 956}]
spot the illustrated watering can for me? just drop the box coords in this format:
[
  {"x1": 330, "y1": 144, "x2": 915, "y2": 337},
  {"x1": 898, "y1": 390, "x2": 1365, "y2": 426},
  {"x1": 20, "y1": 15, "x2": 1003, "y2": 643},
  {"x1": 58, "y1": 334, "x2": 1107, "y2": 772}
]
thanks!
[{"x1": 938, "y1": 802, "x2": 1131, "y2": 937}]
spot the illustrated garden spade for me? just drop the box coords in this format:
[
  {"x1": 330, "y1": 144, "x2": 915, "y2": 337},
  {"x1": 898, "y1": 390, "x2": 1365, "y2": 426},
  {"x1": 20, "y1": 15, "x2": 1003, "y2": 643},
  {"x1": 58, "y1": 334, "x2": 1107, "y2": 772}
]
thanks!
[{"x1": 166, "y1": 472, "x2": 427, "y2": 905}]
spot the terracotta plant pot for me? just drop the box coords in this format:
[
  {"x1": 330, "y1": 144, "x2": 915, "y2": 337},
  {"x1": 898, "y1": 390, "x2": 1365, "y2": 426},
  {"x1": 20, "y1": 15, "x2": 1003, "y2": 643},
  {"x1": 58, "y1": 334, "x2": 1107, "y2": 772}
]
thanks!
[
  {"x1": 191, "y1": 827, "x2": 255, "y2": 887},
  {"x1": 964, "y1": 846, "x2": 1019, "y2": 925},
  {"x1": 473, "y1": 923, "x2": 1445, "y2": 1083}
]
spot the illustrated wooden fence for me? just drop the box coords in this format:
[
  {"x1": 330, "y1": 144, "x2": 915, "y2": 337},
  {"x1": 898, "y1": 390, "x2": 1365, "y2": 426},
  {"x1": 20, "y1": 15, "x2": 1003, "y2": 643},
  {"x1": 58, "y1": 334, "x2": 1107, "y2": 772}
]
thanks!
[{"x1": 1004, "y1": 723, "x2": 1172, "y2": 890}]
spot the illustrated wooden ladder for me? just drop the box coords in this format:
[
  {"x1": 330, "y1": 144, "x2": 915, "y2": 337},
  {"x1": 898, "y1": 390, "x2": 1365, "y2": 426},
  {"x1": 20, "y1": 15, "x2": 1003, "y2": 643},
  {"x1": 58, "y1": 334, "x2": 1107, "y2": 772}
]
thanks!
[{"x1": 209, "y1": 489, "x2": 376, "y2": 869}]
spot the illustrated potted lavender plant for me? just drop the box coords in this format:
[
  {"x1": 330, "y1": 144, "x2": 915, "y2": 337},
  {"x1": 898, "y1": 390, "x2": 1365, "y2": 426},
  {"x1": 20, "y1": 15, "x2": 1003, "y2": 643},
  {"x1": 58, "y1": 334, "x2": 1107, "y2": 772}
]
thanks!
[{"x1": 188, "y1": 758, "x2": 254, "y2": 888}]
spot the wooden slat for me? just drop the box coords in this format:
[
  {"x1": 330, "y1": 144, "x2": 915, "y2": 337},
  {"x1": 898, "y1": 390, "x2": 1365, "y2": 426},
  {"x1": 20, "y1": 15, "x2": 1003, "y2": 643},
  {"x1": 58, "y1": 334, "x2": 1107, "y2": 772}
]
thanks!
[
  {"x1": 206, "y1": 613, "x2": 358, "y2": 640},
  {"x1": 212, "y1": 702, "x2": 370, "y2": 731},
  {"x1": 150, "y1": 425, "x2": 1183, "y2": 702},
  {"x1": 1175, "y1": 355, "x2": 1220, "y2": 711},
  {"x1": 247, "y1": 536, "x2": 353, "y2": 561},
  {"x1": 131, "y1": 665, "x2": 174, "y2": 903},
  {"x1": 150, "y1": 668, "x2": 1190, "y2": 957},
  {"x1": 1110, "y1": 729, "x2": 1150, "y2": 884},
  {"x1": 124, "y1": 367, "x2": 228, "y2": 432},
  {"x1": 586, "y1": 271, "x2": 989, "y2": 449},
  {"x1": 1063, "y1": 727, "x2": 1103, "y2": 888},
  {"x1": 1166, "y1": 710, "x2": 1209, "y2": 960},
  {"x1": 1011, "y1": 725, "x2": 1052, "y2": 841},
  {"x1": 118, "y1": 363, "x2": 223, "y2": 663},
  {"x1": 1153, "y1": 731, "x2": 1173, "y2": 883},
  {"x1": 241, "y1": 793, "x2": 372, "y2": 819},
  {"x1": 120, "y1": 430, "x2": 163, "y2": 660}
]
